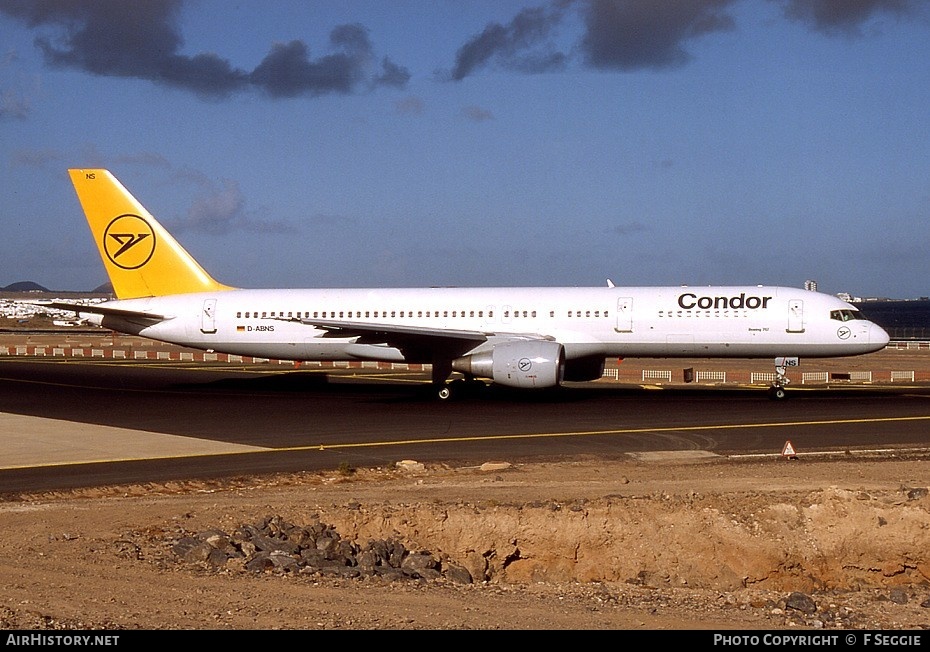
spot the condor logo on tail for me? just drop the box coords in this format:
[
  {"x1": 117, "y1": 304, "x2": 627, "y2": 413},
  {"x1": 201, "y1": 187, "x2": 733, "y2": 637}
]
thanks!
[{"x1": 103, "y1": 214, "x2": 156, "y2": 270}]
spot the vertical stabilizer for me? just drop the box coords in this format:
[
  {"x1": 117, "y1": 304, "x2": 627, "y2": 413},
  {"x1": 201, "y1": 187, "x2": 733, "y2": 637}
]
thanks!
[{"x1": 68, "y1": 169, "x2": 233, "y2": 299}]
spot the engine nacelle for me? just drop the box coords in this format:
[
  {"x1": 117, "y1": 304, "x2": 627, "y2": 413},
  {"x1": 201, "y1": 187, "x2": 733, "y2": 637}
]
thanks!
[{"x1": 451, "y1": 340, "x2": 565, "y2": 389}]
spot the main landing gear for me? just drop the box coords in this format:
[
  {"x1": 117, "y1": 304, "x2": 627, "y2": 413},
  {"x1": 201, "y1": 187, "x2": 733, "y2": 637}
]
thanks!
[
  {"x1": 435, "y1": 377, "x2": 487, "y2": 400},
  {"x1": 431, "y1": 358, "x2": 485, "y2": 400}
]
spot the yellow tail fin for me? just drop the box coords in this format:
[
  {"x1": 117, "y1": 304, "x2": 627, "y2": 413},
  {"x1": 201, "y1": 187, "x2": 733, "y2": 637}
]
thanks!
[{"x1": 68, "y1": 169, "x2": 234, "y2": 299}]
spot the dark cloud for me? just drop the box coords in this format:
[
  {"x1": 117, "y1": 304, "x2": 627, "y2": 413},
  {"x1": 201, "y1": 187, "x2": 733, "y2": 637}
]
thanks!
[
  {"x1": 580, "y1": 0, "x2": 738, "y2": 71},
  {"x1": 0, "y1": 0, "x2": 408, "y2": 99},
  {"x1": 772, "y1": 0, "x2": 922, "y2": 35},
  {"x1": 250, "y1": 40, "x2": 356, "y2": 98},
  {"x1": 448, "y1": 0, "x2": 739, "y2": 78},
  {"x1": 450, "y1": 4, "x2": 568, "y2": 80},
  {"x1": 375, "y1": 57, "x2": 412, "y2": 89},
  {"x1": 249, "y1": 24, "x2": 409, "y2": 98},
  {"x1": 449, "y1": 0, "x2": 928, "y2": 81}
]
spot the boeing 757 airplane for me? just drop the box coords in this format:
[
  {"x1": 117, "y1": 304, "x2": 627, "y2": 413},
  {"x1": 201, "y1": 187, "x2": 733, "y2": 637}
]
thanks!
[{"x1": 44, "y1": 169, "x2": 890, "y2": 400}]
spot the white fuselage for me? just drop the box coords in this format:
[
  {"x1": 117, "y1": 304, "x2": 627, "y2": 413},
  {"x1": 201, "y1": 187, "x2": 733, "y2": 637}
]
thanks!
[{"x1": 83, "y1": 285, "x2": 889, "y2": 363}]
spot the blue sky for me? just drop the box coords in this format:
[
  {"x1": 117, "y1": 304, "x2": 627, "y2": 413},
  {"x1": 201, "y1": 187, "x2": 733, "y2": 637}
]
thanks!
[{"x1": 1, "y1": 0, "x2": 928, "y2": 298}]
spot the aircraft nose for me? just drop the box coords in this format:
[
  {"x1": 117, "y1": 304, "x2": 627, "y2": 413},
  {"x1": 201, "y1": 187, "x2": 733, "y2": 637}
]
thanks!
[{"x1": 870, "y1": 322, "x2": 890, "y2": 348}]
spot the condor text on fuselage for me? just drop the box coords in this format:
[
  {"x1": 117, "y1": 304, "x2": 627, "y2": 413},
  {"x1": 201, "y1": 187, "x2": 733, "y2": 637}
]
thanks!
[{"x1": 677, "y1": 292, "x2": 773, "y2": 310}]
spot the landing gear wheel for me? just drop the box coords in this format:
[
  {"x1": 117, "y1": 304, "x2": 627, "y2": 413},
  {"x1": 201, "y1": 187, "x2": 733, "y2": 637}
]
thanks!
[
  {"x1": 768, "y1": 361, "x2": 791, "y2": 400},
  {"x1": 436, "y1": 385, "x2": 453, "y2": 401}
]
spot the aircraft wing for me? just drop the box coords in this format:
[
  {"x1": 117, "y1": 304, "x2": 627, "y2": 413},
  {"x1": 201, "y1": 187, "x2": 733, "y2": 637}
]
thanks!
[
  {"x1": 31, "y1": 301, "x2": 169, "y2": 323},
  {"x1": 301, "y1": 318, "x2": 485, "y2": 341},
  {"x1": 294, "y1": 318, "x2": 552, "y2": 362}
]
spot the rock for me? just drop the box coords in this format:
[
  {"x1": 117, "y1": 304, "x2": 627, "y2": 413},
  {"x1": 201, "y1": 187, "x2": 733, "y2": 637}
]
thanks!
[
  {"x1": 785, "y1": 591, "x2": 817, "y2": 614},
  {"x1": 170, "y1": 514, "x2": 456, "y2": 585},
  {"x1": 907, "y1": 487, "x2": 929, "y2": 500},
  {"x1": 443, "y1": 563, "x2": 473, "y2": 584},
  {"x1": 480, "y1": 462, "x2": 511, "y2": 472},
  {"x1": 396, "y1": 460, "x2": 425, "y2": 473},
  {"x1": 889, "y1": 588, "x2": 909, "y2": 604}
]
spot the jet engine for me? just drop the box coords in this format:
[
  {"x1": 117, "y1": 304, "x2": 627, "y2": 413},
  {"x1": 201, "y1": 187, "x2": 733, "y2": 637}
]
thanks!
[{"x1": 451, "y1": 340, "x2": 565, "y2": 389}]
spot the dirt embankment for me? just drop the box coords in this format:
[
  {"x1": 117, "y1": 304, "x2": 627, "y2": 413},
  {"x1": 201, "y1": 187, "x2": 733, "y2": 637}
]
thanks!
[{"x1": 1, "y1": 454, "x2": 930, "y2": 630}]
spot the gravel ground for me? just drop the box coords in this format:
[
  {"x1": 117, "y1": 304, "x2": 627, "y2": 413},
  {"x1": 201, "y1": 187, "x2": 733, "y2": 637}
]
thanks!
[{"x1": 1, "y1": 453, "x2": 929, "y2": 630}]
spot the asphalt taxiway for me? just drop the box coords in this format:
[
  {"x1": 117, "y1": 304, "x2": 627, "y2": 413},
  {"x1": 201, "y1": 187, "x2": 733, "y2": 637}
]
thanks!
[{"x1": 3, "y1": 353, "x2": 930, "y2": 493}]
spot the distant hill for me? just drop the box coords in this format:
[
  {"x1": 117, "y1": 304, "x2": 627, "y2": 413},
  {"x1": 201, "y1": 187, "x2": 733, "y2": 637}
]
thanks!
[
  {"x1": 1, "y1": 280, "x2": 113, "y2": 295},
  {"x1": 2, "y1": 281, "x2": 50, "y2": 292}
]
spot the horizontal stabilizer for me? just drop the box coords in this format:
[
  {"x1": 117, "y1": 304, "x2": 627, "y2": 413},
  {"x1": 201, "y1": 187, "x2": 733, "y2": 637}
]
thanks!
[{"x1": 32, "y1": 301, "x2": 169, "y2": 323}]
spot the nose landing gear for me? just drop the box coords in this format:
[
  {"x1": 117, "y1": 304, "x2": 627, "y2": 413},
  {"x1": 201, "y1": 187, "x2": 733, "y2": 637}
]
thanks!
[{"x1": 768, "y1": 356, "x2": 798, "y2": 400}]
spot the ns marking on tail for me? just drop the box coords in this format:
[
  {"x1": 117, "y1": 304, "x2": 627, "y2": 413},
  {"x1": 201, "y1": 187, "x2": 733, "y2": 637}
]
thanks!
[{"x1": 41, "y1": 169, "x2": 889, "y2": 401}]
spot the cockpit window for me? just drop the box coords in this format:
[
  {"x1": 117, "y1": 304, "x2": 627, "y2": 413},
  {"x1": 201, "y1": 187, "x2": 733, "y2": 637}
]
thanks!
[{"x1": 831, "y1": 309, "x2": 863, "y2": 322}]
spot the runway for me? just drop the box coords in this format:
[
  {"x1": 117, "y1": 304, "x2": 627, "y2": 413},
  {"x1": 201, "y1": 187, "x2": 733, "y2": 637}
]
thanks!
[{"x1": 2, "y1": 354, "x2": 930, "y2": 493}]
